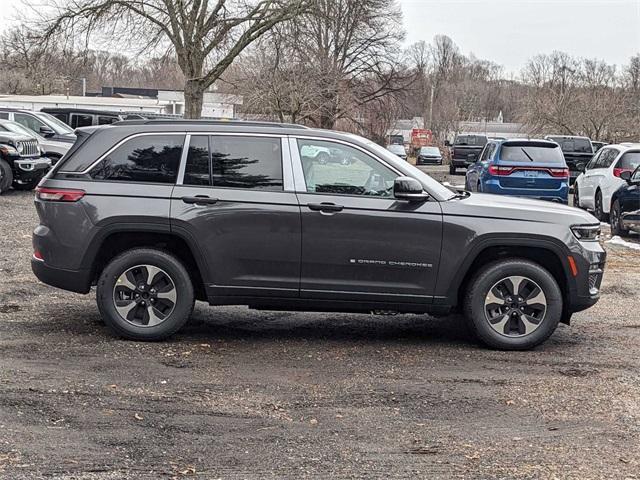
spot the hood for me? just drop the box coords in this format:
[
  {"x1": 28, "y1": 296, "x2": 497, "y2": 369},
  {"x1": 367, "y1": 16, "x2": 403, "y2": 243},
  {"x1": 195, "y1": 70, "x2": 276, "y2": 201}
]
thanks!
[
  {"x1": 0, "y1": 131, "x2": 36, "y2": 143},
  {"x1": 444, "y1": 192, "x2": 598, "y2": 226},
  {"x1": 56, "y1": 133, "x2": 77, "y2": 143}
]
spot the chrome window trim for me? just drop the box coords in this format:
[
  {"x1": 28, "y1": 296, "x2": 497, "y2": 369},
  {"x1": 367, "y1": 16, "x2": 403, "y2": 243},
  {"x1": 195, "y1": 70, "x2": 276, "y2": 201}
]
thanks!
[
  {"x1": 59, "y1": 132, "x2": 187, "y2": 175},
  {"x1": 290, "y1": 135, "x2": 404, "y2": 194}
]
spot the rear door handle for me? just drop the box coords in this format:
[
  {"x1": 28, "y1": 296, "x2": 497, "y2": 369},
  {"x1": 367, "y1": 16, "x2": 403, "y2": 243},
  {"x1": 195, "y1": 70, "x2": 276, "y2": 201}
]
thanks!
[
  {"x1": 307, "y1": 202, "x2": 344, "y2": 212},
  {"x1": 182, "y1": 195, "x2": 219, "y2": 205}
]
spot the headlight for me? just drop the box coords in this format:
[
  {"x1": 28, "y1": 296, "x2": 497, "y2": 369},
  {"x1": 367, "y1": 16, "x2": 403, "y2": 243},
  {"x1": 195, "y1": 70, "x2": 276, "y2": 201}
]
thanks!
[
  {"x1": 0, "y1": 144, "x2": 19, "y2": 155},
  {"x1": 571, "y1": 224, "x2": 600, "y2": 241},
  {"x1": 16, "y1": 142, "x2": 24, "y2": 153}
]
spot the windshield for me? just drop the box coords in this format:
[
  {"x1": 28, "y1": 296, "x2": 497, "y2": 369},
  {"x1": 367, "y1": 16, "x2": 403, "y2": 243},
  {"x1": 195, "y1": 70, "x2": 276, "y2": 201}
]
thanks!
[
  {"x1": 35, "y1": 112, "x2": 75, "y2": 135},
  {"x1": 500, "y1": 144, "x2": 565, "y2": 164},
  {"x1": 355, "y1": 136, "x2": 456, "y2": 200},
  {"x1": 547, "y1": 137, "x2": 592, "y2": 154},
  {"x1": 454, "y1": 135, "x2": 487, "y2": 146},
  {"x1": 419, "y1": 147, "x2": 441, "y2": 155},
  {"x1": 387, "y1": 145, "x2": 405, "y2": 154},
  {"x1": 0, "y1": 120, "x2": 43, "y2": 139}
]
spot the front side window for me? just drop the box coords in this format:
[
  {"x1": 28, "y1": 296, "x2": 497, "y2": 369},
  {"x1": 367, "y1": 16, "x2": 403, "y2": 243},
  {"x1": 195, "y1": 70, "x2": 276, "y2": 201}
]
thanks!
[
  {"x1": 14, "y1": 113, "x2": 45, "y2": 133},
  {"x1": 90, "y1": 134, "x2": 184, "y2": 183},
  {"x1": 98, "y1": 116, "x2": 119, "y2": 125},
  {"x1": 210, "y1": 136, "x2": 283, "y2": 191},
  {"x1": 71, "y1": 114, "x2": 93, "y2": 128},
  {"x1": 297, "y1": 139, "x2": 396, "y2": 197},
  {"x1": 0, "y1": 112, "x2": 8, "y2": 120}
]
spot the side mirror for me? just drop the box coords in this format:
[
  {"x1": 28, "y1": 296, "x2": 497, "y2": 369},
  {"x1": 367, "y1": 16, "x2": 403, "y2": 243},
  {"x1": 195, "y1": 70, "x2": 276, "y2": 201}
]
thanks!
[
  {"x1": 444, "y1": 140, "x2": 451, "y2": 147},
  {"x1": 39, "y1": 126, "x2": 55, "y2": 138},
  {"x1": 620, "y1": 170, "x2": 632, "y2": 183},
  {"x1": 394, "y1": 176, "x2": 428, "y2": 202},
  {"x1": 576, "y1": 162, "x2": 586, "y2": 173}
]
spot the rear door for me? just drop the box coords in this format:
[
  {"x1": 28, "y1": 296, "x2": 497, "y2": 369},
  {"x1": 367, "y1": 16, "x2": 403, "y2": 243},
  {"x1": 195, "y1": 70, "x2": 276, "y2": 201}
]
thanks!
[
  {"x1": 291, "y1": 137, "x2": 443, "y2": 304},
  {"x1": 171, "y1": 134, "x2": 301, "y2": 299}
]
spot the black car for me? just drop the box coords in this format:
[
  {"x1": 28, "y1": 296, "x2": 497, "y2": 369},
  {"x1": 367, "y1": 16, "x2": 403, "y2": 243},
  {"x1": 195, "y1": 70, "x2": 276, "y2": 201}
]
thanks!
[
  {"x1": 32, "y1": 119, "x2": 605, "y2": 350},
  {"x1": 0, "y1": 130, "x2": 51, "y2": 193},
  {"x1": 610, "y1": 167, "x2": 640, "y2": 237},
  {"x1": 545, "y1": 135, "x2": 593, "y2": 185},
  {"x1": 416, "y1": 146, "x2": 443, "y2": 165},
  {"x1": 448, "y1": 134, "x2": 488, "y2": 174}
]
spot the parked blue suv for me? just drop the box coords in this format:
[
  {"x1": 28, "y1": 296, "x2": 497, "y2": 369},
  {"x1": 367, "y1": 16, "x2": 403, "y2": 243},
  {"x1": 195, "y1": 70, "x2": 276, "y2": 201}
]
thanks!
[{"x1": 465, "y1": 139, "x2": 569, "y2": 203}]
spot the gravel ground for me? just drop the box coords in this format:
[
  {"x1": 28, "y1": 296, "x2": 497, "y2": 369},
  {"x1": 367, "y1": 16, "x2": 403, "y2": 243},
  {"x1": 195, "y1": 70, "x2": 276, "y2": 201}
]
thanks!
[{"x1": 1, "y1": 173, "x2": 639, "y2": 479}]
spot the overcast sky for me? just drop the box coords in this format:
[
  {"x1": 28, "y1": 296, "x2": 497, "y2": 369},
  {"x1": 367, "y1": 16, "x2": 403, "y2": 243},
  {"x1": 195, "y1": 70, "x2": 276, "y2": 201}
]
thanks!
[{"x1": 1, "y1": 0, "x2": 638, "y2": 72}]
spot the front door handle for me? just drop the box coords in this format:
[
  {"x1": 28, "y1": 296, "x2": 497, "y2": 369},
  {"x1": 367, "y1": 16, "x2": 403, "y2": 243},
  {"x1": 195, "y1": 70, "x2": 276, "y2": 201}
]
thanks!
[
  {"x1": 182, "y1": 195, "x2": 219, "y2": 205},
  {"x1": 307, "y1": 202, "x2": 344, "y2": 212}
]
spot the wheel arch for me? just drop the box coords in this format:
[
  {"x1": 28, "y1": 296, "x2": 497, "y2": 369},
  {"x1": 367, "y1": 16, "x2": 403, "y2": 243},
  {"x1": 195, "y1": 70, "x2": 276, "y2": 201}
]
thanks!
[{"x1": 83, "y1": 225, "x2": 208, "y2": 301}]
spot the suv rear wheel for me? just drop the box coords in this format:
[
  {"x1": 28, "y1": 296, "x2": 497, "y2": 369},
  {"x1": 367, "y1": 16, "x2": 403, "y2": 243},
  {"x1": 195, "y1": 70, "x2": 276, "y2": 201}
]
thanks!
[
  {"x1": 96, "y1": 248, "x2": 194, "y2": 341},
  {"x1": 463, "y1": 259, "x2": 562, "y2": 350}
]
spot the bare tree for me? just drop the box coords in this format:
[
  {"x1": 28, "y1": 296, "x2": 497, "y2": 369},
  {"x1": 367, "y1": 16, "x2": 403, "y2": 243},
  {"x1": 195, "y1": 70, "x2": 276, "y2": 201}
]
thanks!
[{"x1": 39, "y1": 0, "x2": 308, "y2": 117}]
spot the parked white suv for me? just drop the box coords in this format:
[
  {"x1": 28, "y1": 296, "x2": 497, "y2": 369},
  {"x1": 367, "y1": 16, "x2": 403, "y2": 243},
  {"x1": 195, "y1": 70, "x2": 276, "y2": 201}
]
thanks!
[{"x1": 573, "y1": 143, "x2": 640, "y2": 220}]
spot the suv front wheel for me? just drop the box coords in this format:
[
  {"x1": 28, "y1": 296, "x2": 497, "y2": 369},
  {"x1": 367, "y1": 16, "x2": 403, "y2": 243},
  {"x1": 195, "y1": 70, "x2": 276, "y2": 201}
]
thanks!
[
  {"x1": 463, "y1": 259, "x2": 562, "y2": 350},
  {"x1": 96, "y1": 248, "x2": 194, "y2": 341}
]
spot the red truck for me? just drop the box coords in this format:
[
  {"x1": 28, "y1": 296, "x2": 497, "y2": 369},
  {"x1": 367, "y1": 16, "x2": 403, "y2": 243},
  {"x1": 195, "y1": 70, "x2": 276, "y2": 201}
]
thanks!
[{"x1": 409, "y1": 129, "x2": 434, "y2": 156}]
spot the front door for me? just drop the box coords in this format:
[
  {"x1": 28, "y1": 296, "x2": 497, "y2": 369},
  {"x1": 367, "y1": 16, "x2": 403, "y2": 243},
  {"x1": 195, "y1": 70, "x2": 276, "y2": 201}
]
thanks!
[
  {"x1": 292, "y1": 137, "x2": 443, "y2": 304},
  {"x1": 171, "y1": 134, "x2": 301, "y2": 299}
]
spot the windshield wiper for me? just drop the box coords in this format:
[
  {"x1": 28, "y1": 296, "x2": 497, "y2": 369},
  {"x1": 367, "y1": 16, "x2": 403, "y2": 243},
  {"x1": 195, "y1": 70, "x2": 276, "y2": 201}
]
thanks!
[{"x1": 521, "y1": 148, "x2": 535, "y2": 162}]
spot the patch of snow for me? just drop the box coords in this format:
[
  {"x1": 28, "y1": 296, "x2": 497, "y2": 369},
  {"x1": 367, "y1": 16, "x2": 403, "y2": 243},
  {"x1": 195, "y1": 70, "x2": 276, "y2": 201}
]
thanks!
[{"x1": 605, "y1": 236, "x2": 640, "y2": 251}]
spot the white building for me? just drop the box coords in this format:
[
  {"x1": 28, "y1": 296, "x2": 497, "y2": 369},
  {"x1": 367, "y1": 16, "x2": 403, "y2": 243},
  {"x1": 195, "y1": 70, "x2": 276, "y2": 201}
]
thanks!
[{"x1": 0, "y1": 91, "x2": 243, "y2": 118}]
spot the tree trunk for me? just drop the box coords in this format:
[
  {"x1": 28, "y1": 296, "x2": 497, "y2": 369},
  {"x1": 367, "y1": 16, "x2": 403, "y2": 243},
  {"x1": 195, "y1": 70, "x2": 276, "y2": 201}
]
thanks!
[{"x1": 184, "y1": 79, "x2": 206, "y2": 119}]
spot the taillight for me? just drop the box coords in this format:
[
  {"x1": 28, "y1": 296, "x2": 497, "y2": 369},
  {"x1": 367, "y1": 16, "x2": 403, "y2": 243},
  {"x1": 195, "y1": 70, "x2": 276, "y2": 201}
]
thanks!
[
  {"x1": 613, "y1": 168, "x2": 631, "y2": 178},
  {"x1": 35, "y1": 187, "x2": 85, "y2": 202},
  {"x1": 33, "y1": 250, "x2": 44, "y2": 261},
  {"x1": 549, "y1": 168, "x2": 569, "y2": 178},
  {"x1": 488, "y1": 165, "x2": 514, "y2": 176}
]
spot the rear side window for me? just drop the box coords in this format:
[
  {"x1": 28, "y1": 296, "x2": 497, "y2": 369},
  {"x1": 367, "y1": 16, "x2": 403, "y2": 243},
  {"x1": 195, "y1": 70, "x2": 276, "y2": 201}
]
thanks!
[
  {"x1": 616, "y1": 152, "x2": 640, "y2": 170},
  {"x1": 597, "y1": 149, "x2": 617, "y2": 168},
  {"x1": 211, "y1": 136, "x2": 283, "y2": 190},
  {"x1": 500, "y1": 144, "x2": 565, "y2": 163},
  {"x1": 0, "y1": 112, "x2": 8, "y2": 119},
  {"x1": 98, "y1": 116, "x2": 119, "y2": 125},
  {"x1": 90, "y1": 134, "x2": 184, "y2": 183},
  {"x1": 184, "y1": 135, "x2": 211, "y2": 186},
  {"x1": 71, "y1": 114, "x2": 93, "y2": 128}
]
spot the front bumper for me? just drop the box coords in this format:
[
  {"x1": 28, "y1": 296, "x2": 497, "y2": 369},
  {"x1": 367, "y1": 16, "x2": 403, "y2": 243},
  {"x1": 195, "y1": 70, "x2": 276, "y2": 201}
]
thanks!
[
  {"x1": 567, "y1": 239, "x2": 606, "y2": 314},
  {"x1": 417, "y1": 156, "x2": 442, "y2": 165}
]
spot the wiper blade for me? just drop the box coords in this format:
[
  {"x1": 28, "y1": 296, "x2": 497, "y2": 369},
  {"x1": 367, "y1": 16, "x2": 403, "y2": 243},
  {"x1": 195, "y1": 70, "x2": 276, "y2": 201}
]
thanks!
[{"x1": 521, "y1": 147, "x2": 535, "y2": 162}]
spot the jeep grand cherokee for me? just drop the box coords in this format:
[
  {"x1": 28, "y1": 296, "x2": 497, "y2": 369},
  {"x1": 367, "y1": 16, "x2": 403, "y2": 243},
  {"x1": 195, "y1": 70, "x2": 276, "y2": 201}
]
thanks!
[{"x1": 31, "y1": 120, "x2": 605, "y2": 350}]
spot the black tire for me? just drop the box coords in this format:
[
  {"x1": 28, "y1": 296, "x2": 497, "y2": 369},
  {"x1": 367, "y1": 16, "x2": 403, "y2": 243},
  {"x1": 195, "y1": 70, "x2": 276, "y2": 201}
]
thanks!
[
  {"x1": 96, "y1": 248, "x2": 194, "y2": 341},
  {"x1": 13, "y1": 177, "x2": 41, "y2": 191},
  {"x1": 610, "y1": 199, "x2": 629, "y2": 237},
  {"x1": 0, "y1": 158, "x2": 13, "y2": 194},
  {"x1": 463, "y1": 259, "x2": 562, "y2": 350},
  {"x1": 572, "y1": 184, "x2": 580, "y2": 208},
  {"x1": 449, "y1": 164, "x2": 456, "y2": 175},
  {"x1": 594, "y1": 190, "x2": 608, "y2": 222}
]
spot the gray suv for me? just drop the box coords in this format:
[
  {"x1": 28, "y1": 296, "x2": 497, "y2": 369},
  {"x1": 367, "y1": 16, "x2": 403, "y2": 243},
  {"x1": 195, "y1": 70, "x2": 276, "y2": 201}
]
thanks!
[{"x1": 32, "y1": 120, "x2": 605, "y2": 350}]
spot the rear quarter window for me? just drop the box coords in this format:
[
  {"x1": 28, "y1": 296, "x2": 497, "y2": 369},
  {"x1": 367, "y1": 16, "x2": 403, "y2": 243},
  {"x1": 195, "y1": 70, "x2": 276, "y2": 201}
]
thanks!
[{"x1": 90, "y1": 134, "x2": 184, "y2": 184}]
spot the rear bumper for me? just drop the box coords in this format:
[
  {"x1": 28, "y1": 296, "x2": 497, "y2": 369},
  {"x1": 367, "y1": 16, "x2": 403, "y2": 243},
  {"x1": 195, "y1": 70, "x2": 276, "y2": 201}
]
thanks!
[
  {"x1": 417, "y1": 157, "x2": 442, "y2": 165},
  {"x1": 31, "y1": 258, "x2": 92, "y2": 294},
  {"x1": 482, "y1": 180, "x2": 569, "y2": 203}
]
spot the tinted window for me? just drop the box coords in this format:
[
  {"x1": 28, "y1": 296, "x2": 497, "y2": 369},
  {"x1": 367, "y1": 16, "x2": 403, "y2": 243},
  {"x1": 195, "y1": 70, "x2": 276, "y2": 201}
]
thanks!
[
  {"x1": 0, "y1": 112, "x2": 8, "y2": 120},
  {"x1": 49, "y1": 113, "x2": 68, "y2": 123},
  {"x1": 98, "y1": 116, "x2": 119, "y2": 125},
  {"x1": 419, "y1": 147, "x2": 440, "y2": 155},
  {"x1": 548, "y1": 137, "x2": 592, "y2": 153},
  {"x1": 184, "y1": 136, "x2": 211, "y2": 186},
  {"x1": 617, "y1": 152, "x2": 640, "y2": 170},
  {"x1": 71, "y1": 114, "x2": 93, "y2": 128},
  {"x1": 595, "y1": 149, "x2": 616, "y2": 168},
  {"x1": 500, "y1": 144, "x2": 565, "y2": 163},
  {"x1": 211, "y1": 136, "x2": 283, "y2": 190},
  {"x1": 454, "y1": 135, "x2": 487, "y2": 146},
  {"x1": 14, "y1": 113, "x2": 45, "y2": 133},
  {"x1": 91, "y1": 135, "x2": 184, "y2": 183},
  {"x1": 298, "y1": 139, "x2": 396, "y2": 197}
]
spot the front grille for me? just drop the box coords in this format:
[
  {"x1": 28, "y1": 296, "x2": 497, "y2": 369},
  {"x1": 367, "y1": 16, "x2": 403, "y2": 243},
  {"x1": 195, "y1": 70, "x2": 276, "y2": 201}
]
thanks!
[{"x1": 17, "y1": 140, "x2": 39, "y2": 157}]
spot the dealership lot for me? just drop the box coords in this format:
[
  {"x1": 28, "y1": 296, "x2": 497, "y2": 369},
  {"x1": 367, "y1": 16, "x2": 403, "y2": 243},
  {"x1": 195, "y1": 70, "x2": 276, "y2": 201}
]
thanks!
[{"x1": 1, "y1": 176, "x2": 640, "y2": 478}]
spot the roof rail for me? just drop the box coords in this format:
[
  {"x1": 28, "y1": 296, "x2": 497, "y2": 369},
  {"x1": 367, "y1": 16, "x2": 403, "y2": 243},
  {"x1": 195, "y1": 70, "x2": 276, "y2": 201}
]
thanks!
[{"x1": 112, "y1": 118, "x2": 309, "y2": 129}]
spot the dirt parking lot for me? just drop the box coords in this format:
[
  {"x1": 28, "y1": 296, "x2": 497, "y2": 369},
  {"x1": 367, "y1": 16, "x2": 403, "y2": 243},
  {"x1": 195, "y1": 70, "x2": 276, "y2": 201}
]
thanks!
[{"x1": 1, "y1": 174, "x2": 640, "y2": 479}]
